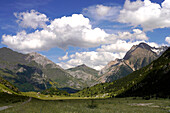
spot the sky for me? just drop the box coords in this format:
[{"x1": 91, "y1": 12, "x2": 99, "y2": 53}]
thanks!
[{"x1": 0, "y1": 0, "x2": 170, "y2": 70}]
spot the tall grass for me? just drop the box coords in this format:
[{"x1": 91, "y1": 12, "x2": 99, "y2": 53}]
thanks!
[{"x1": 1, "y1": 97, "x2": 170, "y2": 113}]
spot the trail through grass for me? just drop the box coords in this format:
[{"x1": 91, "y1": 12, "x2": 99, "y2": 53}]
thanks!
[{"x1": 1, "y1": 97, "x2": 170, "y2": 113}]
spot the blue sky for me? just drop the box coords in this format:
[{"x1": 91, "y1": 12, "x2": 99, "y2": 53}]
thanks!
[{"x1": 0, "y1": 0, "x2": 170, "y2": 70}]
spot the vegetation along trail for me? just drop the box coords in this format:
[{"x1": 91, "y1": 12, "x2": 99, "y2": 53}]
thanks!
[{"x1": 0, "y1": 97, "x2": 32, "y2": 112}]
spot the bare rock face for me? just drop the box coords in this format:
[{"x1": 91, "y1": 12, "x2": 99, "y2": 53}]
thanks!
[
  {"x1": 98, "y1": 60, "x2": 133, "y2": 83},
  {"x1": 26, "y1": 52, "x2": 61, "y2": 69},
  {"x1": 67, "y1": 70, "x2": 95, "y2": 81},
  {"x1": 99, "y1": 59, "x2": 122, "y2": 76},
  {"x1": 98, "y1": 43, "x2": 168, "y2": 83}
]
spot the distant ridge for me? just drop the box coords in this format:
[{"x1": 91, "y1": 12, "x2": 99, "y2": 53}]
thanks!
[
  {"x1": 98, "y1": 43, "x2": 168, "y2": 83},
  {"x1": 77, "y1": 47, "x2": 170, "y2": 98},
  {"x1": 67, "y1": 64, "x2": 100, "y2": 87},
  {"x1": 0, "y1": 47, "x2": 99, "y2": 91}
]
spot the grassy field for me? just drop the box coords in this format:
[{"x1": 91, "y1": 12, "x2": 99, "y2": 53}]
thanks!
[
  {"x1": 1, "y1": 96, "x2": 170, "y2": 113},
  {"x1": 0, "y1": 93, "x2": 28, "y2": 107},
  {"x1": 21, "y1": 92, "x2": 93, "y2": 100}
]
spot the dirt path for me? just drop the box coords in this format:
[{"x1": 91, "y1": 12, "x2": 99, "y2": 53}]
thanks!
[
  {"x1": 0, "y1": 106, "x2": 12, "y2": 111},
  {"x1": 0, "y1": 97, "x2": 32, "y2": 111},
  {"x1": 22, "y1": 97, "x2": 32, "y2": 105}
]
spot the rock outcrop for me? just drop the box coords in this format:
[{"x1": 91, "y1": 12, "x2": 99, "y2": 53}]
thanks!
[{"x1": 98, "y1": 43, "x2": 168, "y2": 83}]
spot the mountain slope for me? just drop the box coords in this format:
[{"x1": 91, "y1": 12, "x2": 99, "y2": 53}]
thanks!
[
  {"x1": 0, "y1": 77, "x2": 28, "y2": 107},
  {"x1": 67, "y1": 64, "x2": 100, "y2": 87},
  {"x1": 0, "y1": 76, "x2": 20, "y2": 94},
  {"x1": 77, "y1": 47, "x2": 170, "y2": 98},
  {"x1": 119, "y1": 47, "x2": 170, "y2": 97},
  {"x1": 41, "y1": 87, "x2": 69, "y2": 96},
  {"x1": 26, "y1": 52, "x2": 62, "y2": 69},
  {"x1": 98, "y1": 43, "x2": 168, "y2": 83},
  {"x1": 67, "y1": 64, "x2": 99, "y2": 77},
  {"x1": 0, "y1": 48, "x2": 53, "y2": 91},
  {"x1": 0, "y1": 65, "x2": 51, "y2": 92},
  {"x1": 27, "y1": 52, "x2": 86, "y2": 89},
  {"x1": 0, "y1": 47, "x2": 91, "y2": 91}
]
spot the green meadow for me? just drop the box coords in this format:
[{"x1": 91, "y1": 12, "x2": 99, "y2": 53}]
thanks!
[{"x1": 0, "y1": 93, "x2": 170, "y2": 113}]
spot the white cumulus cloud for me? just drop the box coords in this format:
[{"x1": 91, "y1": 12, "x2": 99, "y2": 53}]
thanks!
[
  {"x1": 2, "y1": 9, "x2": 162, "y2": 70},
  {"x1": 2, "y1": 13, "x2": 110, "y2": 53},
  {"x1": 83, "y1": 4, "x2": 121, "y2": 21},
  {"x1": 2, "y1": 10, "x2": 150, "y2": 53},
  {"x1": 2, "y1": 30, "x2": 56, "y2": 52},
  {"x1": 115, "y1": 29, "x2": 148, "y2": 40},
  {"x1": 58, "y1": 39, "x2": 159, "y2": 70},
  {"x1": 14, "y1": 10, "x2": 49, "y2": 29},
  {"x1": 58, "y1": 51, "x2": 124, "y2": 70},
  {"x1": 165, "y1": 37, "x2": 170, "y2": 44},
  {"x1": 96, "y1": 5, "x2": 112, "y2": 16},
  {"x1": 96, "y1": 40, "x2": 159, "y2": 53},
  {"x1": 58, "y1": 52, "x2": 69, "y2": 61},
  {"x1": 118, "y1": 0, "x2": 170, "y2": 31}
]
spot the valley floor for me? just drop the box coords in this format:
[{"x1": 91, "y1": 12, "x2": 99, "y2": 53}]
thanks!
[{"x1": 0, "y1": 96, "x2": 170, "y2": 113}]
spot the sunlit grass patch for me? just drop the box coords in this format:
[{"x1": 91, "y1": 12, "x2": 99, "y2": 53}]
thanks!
[{"x1": 1, "y1": 97, "x2": 170, "y2": 113}]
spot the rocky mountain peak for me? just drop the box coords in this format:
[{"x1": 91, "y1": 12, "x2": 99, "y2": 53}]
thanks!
[
  {"x1": 98, "y1": 42, "x2": 168, "y2": 83},
  {"x1": 123, "y1": 43, "x2": 153, "y2": 60},
  {"x1": 99, "y1": 58, "x2": 123, "y2": 76},
  {"x1": 27, "y1": 52, "x2": 61, "y2": 69},
  {"x1": 131, "y1": 42, "x2": 168, "y2": 56},
  {"x1": 0, "y1": 47, "x2": 21, "y2": 55},
  {"x1": 138, "y1": 42, "x2": 152, "y2": 50},
  {"x1": 77, "y1": 64, "x2": 87, "y2": 68},
  {"x1": 0, "y1": 47, "x2": 11, "y2": 51},
  {"x1": 0, "y1": 47, "x2": 27, "y2": 66},
  {"x1": 151, "y1": 46, "x2": 169, "y2": 56}
]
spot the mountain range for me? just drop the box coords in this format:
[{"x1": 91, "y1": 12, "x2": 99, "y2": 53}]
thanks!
[
  {"x1": 77, "y1": 47, "x2": 170, "y2": 98},
  {"x1": 0, "y1": 43, "x2": 168, "y2": 93},
  {"x1": 98, "y1": 43, "x2": 168, "y2": 83},
  {"x1": 67, "y1": 64, "x2": 100, "y2": 87},
  {"x1": 0, "y1": 48, "x2": 99, "y2": 91}
]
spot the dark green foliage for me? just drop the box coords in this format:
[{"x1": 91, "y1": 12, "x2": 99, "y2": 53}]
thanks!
[
  {"x1": 87, "y1": 100, "x2": 98, "y2": 109},
  {"x1": 59, "y1": 87, "x2": 79, "y2": 93},
  {"x1": 119, "y1": 48, "x2": 170, "y2": 98},
  {"x1": 0, "y1": 76, "x2": 20, "y2": 93},
  {"x1": 76, "y1": 83, "x2": 110, "y2": 97},
  {"x1": 0, "y1": 64, "x2": 52, "y2": 92},
  {"x1": 0, "y1": 92, "x2": 28, "y2": 105},
  {"x1": 15, "y1": 83, "x2": 35, "y2": 92},
  {"x1": 41, "y1": 88, "x2": 70, "y2": 96},
  {"x1": 43, "y1": 68, "x2": 72, "y2": 87},
  {"x1": 0, "y1": 48, "x2": 58, "y2": 91},
  {"x1": 77, "y1": 48, "x2": 170, "y2": 98}
]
